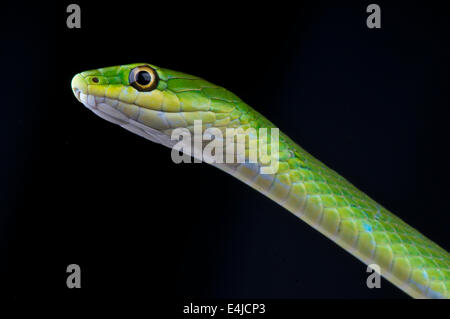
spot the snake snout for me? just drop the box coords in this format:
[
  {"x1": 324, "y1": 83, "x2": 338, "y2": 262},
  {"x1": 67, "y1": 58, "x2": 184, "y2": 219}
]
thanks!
[{"x1": 71, "y1": 73, "x2": 87, "y2": 102}]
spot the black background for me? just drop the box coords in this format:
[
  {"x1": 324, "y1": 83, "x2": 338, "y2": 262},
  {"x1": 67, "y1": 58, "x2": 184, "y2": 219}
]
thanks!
[{"x1": 2, "y1": 0, "x2": 450, "y2": 308}]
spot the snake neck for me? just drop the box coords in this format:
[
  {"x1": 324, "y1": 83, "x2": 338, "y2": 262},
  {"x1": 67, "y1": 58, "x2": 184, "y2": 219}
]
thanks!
[{"x1": 213, "y1": 135, "x2": 450, "y2": 299}]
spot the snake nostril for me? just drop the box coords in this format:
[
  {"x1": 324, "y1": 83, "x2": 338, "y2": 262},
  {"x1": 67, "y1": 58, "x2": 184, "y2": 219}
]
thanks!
[{"x1": 92, "y1": 77, "x2": 99, "y2": 83}]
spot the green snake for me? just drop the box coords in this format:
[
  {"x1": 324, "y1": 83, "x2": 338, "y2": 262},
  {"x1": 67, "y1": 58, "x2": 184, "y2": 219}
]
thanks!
[{"x1": 71, "y1": 63, "x2": 449, "y2": 298}]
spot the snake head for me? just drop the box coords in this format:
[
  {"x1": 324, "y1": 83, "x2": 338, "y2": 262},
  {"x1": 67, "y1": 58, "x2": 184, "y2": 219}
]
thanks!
[{"x1": 71, "y1": 63, "x2": 251, "y2": 148}]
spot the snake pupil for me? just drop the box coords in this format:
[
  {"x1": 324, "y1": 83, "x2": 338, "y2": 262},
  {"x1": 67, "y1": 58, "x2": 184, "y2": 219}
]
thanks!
[
  {"x1": 129, "y1": 66, "x2": 158, "y2": 92},
  {"x1": 136, "y1": 71, "x2": 151, "y2": 85}
]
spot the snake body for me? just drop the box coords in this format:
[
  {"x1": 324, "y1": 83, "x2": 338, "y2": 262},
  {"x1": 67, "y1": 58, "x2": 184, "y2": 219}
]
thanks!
[{"x1": 71, "y1": 63, "x2": 450, "y2": 298}]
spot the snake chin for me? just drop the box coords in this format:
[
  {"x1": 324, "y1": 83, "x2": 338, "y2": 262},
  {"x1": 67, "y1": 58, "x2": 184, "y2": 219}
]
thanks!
[{"x1": 74, "y1": 89, "x2": 176, "y2": 148}]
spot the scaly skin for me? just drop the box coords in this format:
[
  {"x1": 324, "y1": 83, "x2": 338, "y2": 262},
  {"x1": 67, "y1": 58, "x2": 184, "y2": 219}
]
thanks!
[{"x1": 71, "y1": 63, "x2": 450, "y2": 298}]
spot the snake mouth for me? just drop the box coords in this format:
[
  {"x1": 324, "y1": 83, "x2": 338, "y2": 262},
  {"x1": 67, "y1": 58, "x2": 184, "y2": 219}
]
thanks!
[
  {"x1": 72, "y1": 85, "x2": 175, "y2": 147},
  {"x1": 71, "y1": 73, "x2": 127, "y2": 126},
  {"x1": 73, "y1": 87, "x2": 82, "y2": 102},
  {"x1": 71, "y1": 72, "x2": 172, "y2": 146},
  {"x1": 73, "y1": 88, "x2": 129, "y2": 125}
]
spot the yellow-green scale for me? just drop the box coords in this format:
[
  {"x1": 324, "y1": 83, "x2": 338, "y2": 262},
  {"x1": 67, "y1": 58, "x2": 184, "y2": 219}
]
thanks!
[
  {"x1": 163, "y1": 71, "x2": 450, "y2": 298},
  {"x1": 214, "y1": 130, "x2": 450, "y2": 299}
]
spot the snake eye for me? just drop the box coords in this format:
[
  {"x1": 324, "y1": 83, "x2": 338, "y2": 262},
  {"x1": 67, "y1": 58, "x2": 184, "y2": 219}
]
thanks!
[{"x1": 129, "y1": 65, "x2": 158, "y2": 92}]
